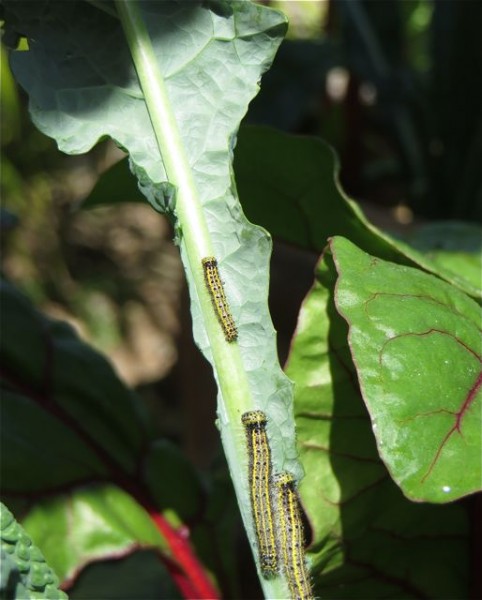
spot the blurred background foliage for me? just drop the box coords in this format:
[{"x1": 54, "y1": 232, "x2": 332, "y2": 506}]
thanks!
[
  {"x1": 254, "y1": 0, "x2": 481, "y2": 221},
  {"x1": 1, "y1": 0, "x2": 481, "y2": 469},
  {"x1": 1, "y1": 2, "x2": 481, "y2": 597}
]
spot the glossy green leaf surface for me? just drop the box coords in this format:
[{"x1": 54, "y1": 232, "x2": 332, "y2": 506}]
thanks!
[
  {"x1": 286, "y1": 244, "x2": 470, "y2": 599},
  {"x1": 21, "y1": 485, "x2": 166, "y2": 585},
  {"x1": 330, "y1": 237, "x2": 482, "y2": 502}
]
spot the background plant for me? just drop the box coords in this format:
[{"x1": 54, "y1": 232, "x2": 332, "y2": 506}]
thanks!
[{"x1": 1, "y1": 1, "x2": 480, "y2": 599}]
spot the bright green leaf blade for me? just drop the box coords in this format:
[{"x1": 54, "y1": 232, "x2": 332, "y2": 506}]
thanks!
[
  {"x1": 1, "y1": 502, "x2": 68, "y2": 599},
  {"x1": 285, "y1": 250, "x2": 470, "y2": 599},
  {"x1": 330, "y1": 236, "x2": 482, "y2": 502},
  {"x1": 21, "y1": 485, "x2": 167, "y2": 585},
  {"x1": 233, "y1": 126, "x2": 481, "y2": 301}
]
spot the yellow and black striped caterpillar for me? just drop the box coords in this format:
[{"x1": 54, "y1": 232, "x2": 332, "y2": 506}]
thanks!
[
  {"x1": 202, "y1": 257, "x2": 237, "y2": 342},
  {"x1": 242, "y1": 410, "x2": 278, "y2": 578},
  {"x1": 272, "y1": 472, "x2": 313, "y2": 600}
]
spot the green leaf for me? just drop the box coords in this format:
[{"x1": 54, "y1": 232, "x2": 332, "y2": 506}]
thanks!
[
  {"x1": 0, "y1": 278, "x2": 147, "y2": 491},
  {"x1": 83, "y1": 131, "x2": 481, "y2": 309},
  {"x1": 5, "y1": 1, "x2": 287, "y2": 214},
  {"x1": 0, "y1": 279, "x2": 211, "y2": 592},
  {"x1": 0, "y1": 44, "x2": 21, "y2": 145},
  {"x1": 80, "y1": 158, "x2": 143, "y2": 210},
  {"x1": 143, "y1": 440, "x2": 204, "y2": 523},
  {"x1": 21, "y1": 485, "x2": 167, "y2": 585},
  {"x1": 286, "y1": 245, "x2": 470, "y2": 599},
  {"x1": 233, "y1": 126, "x2": 482, "y2": 301},
  {"x1": 190, "y1": 470, "x2": 245, "y2": 599},
  {"x1": 1, "y1": 502, "x2": 68, "y2": 599},
  {"x1": 330, "y1": 236, "x2": 481, "y2": 502},
  {"x1": 234, "y1": 126, "x2": 399, "y2": 258},
  {"x1": 401, "y1": 221, "x2": 482, "y2": 298},
  {"x1": 67, "y1": 549, "x2": 180, "y2": 600}
]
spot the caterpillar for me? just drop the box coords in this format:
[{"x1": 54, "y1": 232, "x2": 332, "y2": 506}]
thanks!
[
  {"x1": 202, "y1": 257, "x2": 237, "y2": 342},
  {"x1": 242, "y1": 411, "x2": 278, "y2": 578},
  {"x1": 272, "y1": 472, "x2": 313, "y2": 600}
]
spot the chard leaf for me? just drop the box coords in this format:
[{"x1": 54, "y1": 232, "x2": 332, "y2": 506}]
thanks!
[
  {"x1": 233, "y1": 126, "x2": 482, "y2": 302},
  {"x1": 286, "y1": 238, "x2": 472, "y2": 599},
  {"x1": 401, "y1": 221, "x2": 482, "y2": 297},
  {"x1": 330, "y1": 236, "x2": 482, "y2": 502},
  {"x1": 20, "y1": 485, "x2": 167, "y2": 586}
]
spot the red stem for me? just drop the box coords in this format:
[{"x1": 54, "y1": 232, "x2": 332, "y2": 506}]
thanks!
[{"x1": 149, "y1": 510, "x2": 218, "y2": 599}]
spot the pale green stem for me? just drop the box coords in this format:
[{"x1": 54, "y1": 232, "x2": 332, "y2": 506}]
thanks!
[
  {"x1": 114, "y1": 0, "x2": 252, "y2": 410},
  {"x1": 114, "y1": 2, "x2": 288, "y2": 598}
]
